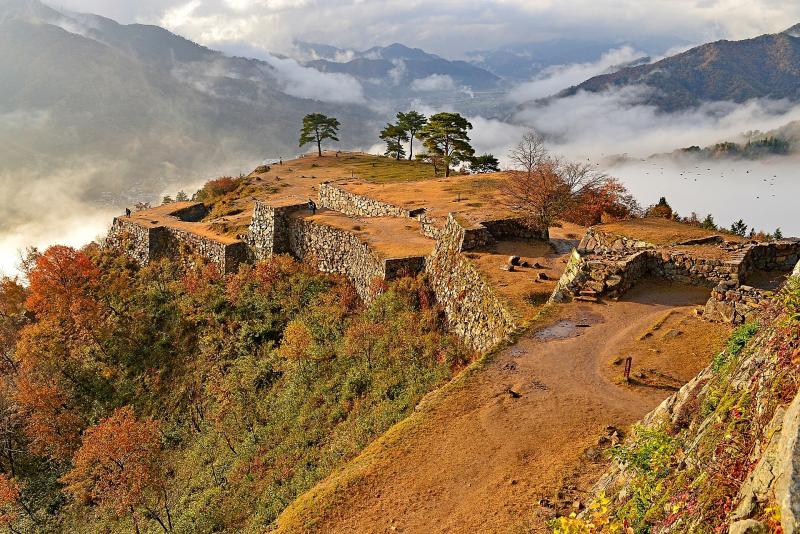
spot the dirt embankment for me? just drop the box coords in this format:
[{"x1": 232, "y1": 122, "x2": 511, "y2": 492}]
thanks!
[{"x1": 275, "y1": 280, "x2": 730, "y2": 533}]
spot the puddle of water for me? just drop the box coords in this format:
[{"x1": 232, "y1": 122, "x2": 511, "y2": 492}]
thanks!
[
  {"x1": 532, "y1": 312, "x2": 604, "y2": 341},
  {"x1": 533, "y1": 320, "x2": 583, "y2": 341}
]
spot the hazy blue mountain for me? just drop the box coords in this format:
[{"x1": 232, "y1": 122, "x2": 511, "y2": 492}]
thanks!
[
  {"x1": 0, "y1": 0, "x2": 378, "y2": 217},
  {"x1": 465, "y1": 37, "x2": 680, "y2": 81},
  {"x1": 306, "y1": 43, "x2": 503, "y2": 92},
  {"x1": 556, "y1": 29, "x2": 800, "y2": 111}
]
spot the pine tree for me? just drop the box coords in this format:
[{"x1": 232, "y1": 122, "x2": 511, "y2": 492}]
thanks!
[
  {"x1": 417, "y1": 112, "x2": 474, "y2": 177},
  {"x1": 299, "y1": 113, "x2": 340, "y2": 157},
  {"x1": 396, "y1": 111, "x2": 427, "y2": 160},
  {"x1": 379, "y1": 123, "x2": 409, "y2": 160}
]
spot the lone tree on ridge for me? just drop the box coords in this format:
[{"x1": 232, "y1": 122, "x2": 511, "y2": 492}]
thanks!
[
  {"x1": 396, "y1": 111, "x2": 427, "y2": 160},
  {"x1": 299, "y1": 113, "x2": 340, "y2": 157},
  {"x1": 417, "y1": 112, "x2": 474, "y2": 177}
]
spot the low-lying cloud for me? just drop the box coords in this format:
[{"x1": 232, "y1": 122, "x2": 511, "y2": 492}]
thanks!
[
  {"x1": 514, "y1": 87, "x2": 800, "y2": 159},
  {"x1": 411, "y1": 74, "x2": 456, "y2": 92},
  {"x1": 508, "y1": 46, "x2": 645, "y2": 103},
  {"x1": 261, "y1": 55, "x2": 365, "y2": 104}
]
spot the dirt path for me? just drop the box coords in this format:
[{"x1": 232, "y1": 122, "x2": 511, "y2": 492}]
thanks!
[{"x1": 275, "y1": 281, "x2": 726, "y2": 533}]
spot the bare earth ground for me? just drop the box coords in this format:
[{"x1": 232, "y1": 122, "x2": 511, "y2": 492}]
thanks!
[{"x1": 275, "y1": 280, "x2": 730, "y2": 534}]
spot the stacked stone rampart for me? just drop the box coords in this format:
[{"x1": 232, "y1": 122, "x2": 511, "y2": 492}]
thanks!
[
  {"x1": 559, "y1": 226, "x2": 799, "y2": 323},
  {"x1": 318, "y1": 182, "x2": 411, "y2": 218},
  {"x1": 425, "y1": 214, "x2": 518, "y2": 352},
  {"x1": 578, "y1": 227, "x2": 656, "y2": 254},
  {"x1": 108, "y1": 212, "x2": 248, "y2": 274},
  {"x1": 703, "y1": 281, "x2": 772, "y2": 324},
  {"x1": 285, "y1": 217, "x2": 389, "y2": 300},
  {"x1": 246, "y1": 200, "x2": 308, "y2": 259},
  {"x1": 107, "y1": 218, "x2": 155, "y2": 265},
  {"x1": 741, "y1": 240, "x2": 800, "y2": 276}
]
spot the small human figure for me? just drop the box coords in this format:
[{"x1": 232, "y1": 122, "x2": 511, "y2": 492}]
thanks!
[
  {"x1": 125, "y1": 208, "x2": 131, "y2": 217},
  {"x1": 307, "y1": 199, "x2": 317, "y2": 215}
]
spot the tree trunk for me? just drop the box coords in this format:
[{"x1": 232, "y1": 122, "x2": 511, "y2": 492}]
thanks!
[
  {"x1": 317, "y1": 138, "x2": 322, "y2": 157},
  {"x1": 408, "y1": 136, "x2": 414, "y2": 160}
]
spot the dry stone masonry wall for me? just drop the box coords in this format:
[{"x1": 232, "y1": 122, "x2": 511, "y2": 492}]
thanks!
[
  {"x1": 285, "y1": 217, "x2": 390, "y2": 301},
  {"x1": 318, "y1": 182, "x2": 411, "y2": 218},
  {"x1": 110, "y1": 187, "x2": 549, "y2": 353},
  {"x1": 425, "y1": 215, "x2": 518, "y2": 352},
  {"x1": 107, "y1": 217, "x2": 248, "y2": 273},
  {"x1": 559, "y1": 225, "x2": 800, "y2": 323}
]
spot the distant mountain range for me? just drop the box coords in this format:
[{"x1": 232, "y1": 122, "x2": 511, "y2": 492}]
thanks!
[
  {"x1": 0, "y1": 0, "x2": 377, "y2": 215},
  {"x1": 4, "y1": 0, "x2": 800, "y2": 222},
  {"x1": 557, "y1": 26, "x2": 800, "y2": 111}
]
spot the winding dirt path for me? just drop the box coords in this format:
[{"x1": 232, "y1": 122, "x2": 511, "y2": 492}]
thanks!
[{"x1": 276, "y1": 281, "x2": 724, "y2": 533}]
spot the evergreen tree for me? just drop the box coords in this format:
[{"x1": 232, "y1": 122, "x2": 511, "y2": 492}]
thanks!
[
  {"x1": 469, "y1": 154, "x2": 500, "y2": 174},
  {"x1": 396, "y1": 111, "x2": 427, "y2": 160},
  {"x1": 175, "y1": 191, "x2": 189, "y2": 202},
  {"x1": 379, "y1": 123, "x2": 409, "y2": 160},
  {"x1": 417, "y1": 112, "x2": 474, "y2": 177},
  {"x1": 730, "y1": 219, "x2": 748, "y2": 237},
  {"x1": 774, "y1": 227, "x2": 784, "y2": 240},
  {"x1": 700, "y1": 214, "x2": 716, "y2": 230},
  {"x1": 299, "y1": 113, "x2": 340, "y2": 157}
]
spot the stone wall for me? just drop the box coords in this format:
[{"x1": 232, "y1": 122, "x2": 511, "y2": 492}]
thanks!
[
  {"x1": 318, "y1": 182, "x2": 411, "y2": 218},
  {"x1": 286, "y1": 216, "x2": 413, "y2": 301},
  {"x1": 107, "y1": 218, "x2": 155, "y2": 265},
  {"x1": 246, "y1": 200, "x2": 308, "y2": 260},
  {"x1": 703, "y1": 281, "x2": 772, "y2": 324},
  {"x1": 169, "y1": 202, "x2": 208, "y2": 222},
  {"x1": 654, "y1": 250, "x2": 742, "y2": 287},
  {"x1": 742, "y1": 240, "x2": 800, "y2": 278},
  {"x1": 578, "y1": 227, "x2": 656, "y2": 254},
  {"x1": 481, "y1": 218, "x2": 549, "y2": 242},
  {"x1": 425, "y1": 214, "x2": 517, "y2": 352},
  {"x1": 107, "y1": 217, "x2": 248, "y2": 273}
]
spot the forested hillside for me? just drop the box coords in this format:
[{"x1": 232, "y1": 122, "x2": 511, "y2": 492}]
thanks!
[{"x1": 0, "y1": 244, "x2": 469, "y2": 532}]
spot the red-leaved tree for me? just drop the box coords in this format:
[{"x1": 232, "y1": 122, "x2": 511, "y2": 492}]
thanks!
[{"x1": 61, "y1": 407, "x2": 172, "y2": 533}]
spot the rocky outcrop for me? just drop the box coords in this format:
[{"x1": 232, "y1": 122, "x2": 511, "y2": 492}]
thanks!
[
  {"x1": 587, "y1": 263, "x2": 800, "y2": 532},
  {"x1": 425, "y1": 214, "x2": 518, "y2": 352}
]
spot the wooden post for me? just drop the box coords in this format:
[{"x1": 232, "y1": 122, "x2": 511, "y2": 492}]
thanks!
[{"x1": 623, "y1": 356, "x2": 632, "y2": 382}]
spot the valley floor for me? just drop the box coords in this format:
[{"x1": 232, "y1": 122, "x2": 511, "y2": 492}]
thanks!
[{"x1": 275, "y1": 280, "x2": 730, "y2": 533}]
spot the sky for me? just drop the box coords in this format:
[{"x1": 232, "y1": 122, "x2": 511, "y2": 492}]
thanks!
[{"x1": 54, "y1": 0, "x2": 800, "y2": 58}]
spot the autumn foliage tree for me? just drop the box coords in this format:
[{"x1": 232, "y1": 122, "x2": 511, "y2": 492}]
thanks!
[
  {"x1": 501, "y1": 131, "x2": 637, "y2": 230},
  {"x1": 61, "y1": 407, "x2": 171, "y2": 533},
  {"x1": 0, "y1": 474, "x2": 20, "y2": 530}
]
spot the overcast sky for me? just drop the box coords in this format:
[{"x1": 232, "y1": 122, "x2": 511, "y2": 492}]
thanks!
[{"x1": 53, "y1": 0, "x2": 800, "y2": 58}]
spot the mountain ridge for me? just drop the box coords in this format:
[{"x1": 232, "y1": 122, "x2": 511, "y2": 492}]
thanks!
[{"x1": 556, "y1": 29, "x2": 800, "y2": 110}]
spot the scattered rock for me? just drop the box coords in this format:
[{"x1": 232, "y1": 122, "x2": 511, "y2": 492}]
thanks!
[
  {"x1": 728, "y1": 519, "x2": 768, "y2": 534},
  {"x1": 500, "y1": 264, "x2": 515, "y2": 272},
  {"x1": 509, "y1": 255, "x2": 521, "y2": 266},
  {"x1": 537, "y1": 272, "x2": 549, "y2": 281}
]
